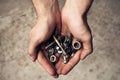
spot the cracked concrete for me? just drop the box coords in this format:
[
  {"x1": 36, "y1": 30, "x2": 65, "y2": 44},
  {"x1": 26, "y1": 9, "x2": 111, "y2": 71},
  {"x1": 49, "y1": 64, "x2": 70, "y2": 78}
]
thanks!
[{"x1": 0, "y1": 0, "x2": 120, "y2": 80}]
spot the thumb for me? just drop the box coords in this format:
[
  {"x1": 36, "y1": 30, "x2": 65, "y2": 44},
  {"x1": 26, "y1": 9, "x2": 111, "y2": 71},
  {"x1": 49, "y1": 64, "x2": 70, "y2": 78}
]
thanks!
[{"x1": 28, "y1": 35, "x2": 44, "y2": 61}]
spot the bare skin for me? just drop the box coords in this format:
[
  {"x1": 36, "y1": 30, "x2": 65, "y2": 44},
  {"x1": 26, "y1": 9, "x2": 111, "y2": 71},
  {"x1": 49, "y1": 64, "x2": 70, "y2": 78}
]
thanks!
[
  {"x1": 29, "y1": 0, "x2": 61, "y2": 78},
  {"x1": 28, "y1": 0, "x2": 93, "y2": 78},
  {"x1": 56, "y1": 0, "x2": 93, "y2": 75}
]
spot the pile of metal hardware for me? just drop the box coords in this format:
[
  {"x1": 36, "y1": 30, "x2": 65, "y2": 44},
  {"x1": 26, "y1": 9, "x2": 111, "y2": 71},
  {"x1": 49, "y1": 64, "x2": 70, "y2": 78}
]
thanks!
[{"x1": 45, "y1": 33, "x2": 81, "y2": 64}]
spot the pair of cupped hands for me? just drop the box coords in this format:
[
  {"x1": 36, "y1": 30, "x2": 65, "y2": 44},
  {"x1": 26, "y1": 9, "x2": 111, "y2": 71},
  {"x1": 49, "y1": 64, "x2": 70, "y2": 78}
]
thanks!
[{"x1": 28, "y1": 0, "x2": 93, "y2": 78}]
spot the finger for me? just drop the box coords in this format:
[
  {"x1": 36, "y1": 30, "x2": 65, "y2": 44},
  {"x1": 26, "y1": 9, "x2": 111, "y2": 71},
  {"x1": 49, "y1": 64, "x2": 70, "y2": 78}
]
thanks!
[
  {"x1": 80, "y1": 39, "x2": 93, "y2": 60},
  {"x1": 61, "y1": 51, "x2": 81, "y2": 75},
  {"x1": 55, "y1": 57, "x2": 64, "y2": 75},
  {"x1": 37, "y1": 51, "x2": 58, "y2": 78},
  {"x1": 28, "y1": 38, "x2": 41, "y2": 61}
]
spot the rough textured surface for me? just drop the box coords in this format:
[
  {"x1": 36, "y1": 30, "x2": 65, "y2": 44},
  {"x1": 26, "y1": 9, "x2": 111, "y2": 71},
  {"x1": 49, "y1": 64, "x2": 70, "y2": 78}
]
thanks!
[{"x1": 0, "y1": 0, "x2": 120, "y2": 80}]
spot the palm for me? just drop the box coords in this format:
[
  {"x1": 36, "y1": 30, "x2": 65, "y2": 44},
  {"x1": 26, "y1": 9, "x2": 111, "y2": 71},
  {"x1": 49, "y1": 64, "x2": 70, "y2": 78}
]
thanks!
[
  {"x1": 55, "y1": 6, "x2": 92, "y2": 75},
  {"x1": 29, "y1": 8, "x2": 61, "y2": 77}
]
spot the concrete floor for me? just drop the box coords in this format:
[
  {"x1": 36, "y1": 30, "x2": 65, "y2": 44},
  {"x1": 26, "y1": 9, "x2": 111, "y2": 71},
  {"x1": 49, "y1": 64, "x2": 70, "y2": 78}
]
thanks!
[{"x1": 0, "y1": 0, "x2": 120, "y2": 80}]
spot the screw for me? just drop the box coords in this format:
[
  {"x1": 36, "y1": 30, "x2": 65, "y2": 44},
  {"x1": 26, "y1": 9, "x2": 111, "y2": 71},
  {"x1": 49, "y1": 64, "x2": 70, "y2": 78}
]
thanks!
[
  {"x1": 71, "y1": 53, "x2": 75, "y2": 57},
  {"x1": 53, "y1": 35, "x2": 68, "y2": 64},
  {"x1": 56, "y1": 46, "x2": 60, "y2": 50},
  {"x1": 63, "y1": 54, "x2": 70, "y2": 64},
  {"x1": 45, "y1": 36, "x2": 62, "y2": 49},
  {"x1": 64, "y1": 36, "x2": 70, "y2": 44},
  {"x1": 63, "y1": 55, "x2": 67, "y2": 64},
  {"x1": 58, "y1": 35, "x2": 65, "y2": 43},
  {"x1": 66, "y1": 47, "x2": 72, "y2": 54},
  {"x1": 58, "y1": 50, "x2": 62, "y2": 54},
  {"x1": 55, "y1": 46, "x2": 62, "y2": 54},
  {"x1": 63, "y1": 34, "x2": 73, "y2": 48},
  {"x1": 53, "y1": 35, "x2": 67, "y2": 56},
  {"x1": 48, "y1": 48, "x2": 54, "y2": 55},
  {"x1": 45, "y1": 41, "x2": 55, "y2": 49}
]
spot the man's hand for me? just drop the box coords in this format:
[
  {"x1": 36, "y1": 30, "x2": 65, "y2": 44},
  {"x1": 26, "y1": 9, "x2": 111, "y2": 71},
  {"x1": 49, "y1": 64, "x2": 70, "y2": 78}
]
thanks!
[
  {"x1": 28, "y1": 0, "x2": 61, "y2": 78},
  {"x1": 55, "y1": 0, "x2": 93, "y2": 75},
  {"x1": 29, "y1": 0, "x2": 93, "y2": 77}
]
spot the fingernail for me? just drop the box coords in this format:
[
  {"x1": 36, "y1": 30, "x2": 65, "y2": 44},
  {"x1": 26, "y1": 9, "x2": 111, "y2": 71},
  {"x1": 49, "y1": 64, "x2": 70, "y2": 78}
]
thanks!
[
  {"x1": 30, "y1": 57, "x2": 35, "y2": 62},
  {"x1": 58, "y1": 72, "x2": 61, "y2": 75},
  {"x1": 53, "y1": 74, "x2": 59, "y2": 78}
]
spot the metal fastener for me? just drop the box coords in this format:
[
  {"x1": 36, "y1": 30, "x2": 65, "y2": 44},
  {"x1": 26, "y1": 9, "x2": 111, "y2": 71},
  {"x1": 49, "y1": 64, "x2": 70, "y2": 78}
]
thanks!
[
  {"x1": 45, "y1": 37, "x2": 62, "y2": 49},
  {"x1": 50, "y1": 55, "x2": 57, "y2": 63},
  {"x1": 53, "y1": 35, "x2": 67, "y2": 56},
  {"x1": 71, "y1": 53, "x2": 75, "y2": 57},
  {"x1": 63, "y1": 55, "x2": 67, "y2": 64},
  {"x1": 45, "y1": 41, "x2": 55, "y2": 49},
  {"x1": 53, "y1": 35, "x2": 68, "y2": 64},
  {"x1": 72, "y1": 41, "x2": 81, "y2": 50},
  {"x1": 48, "y1": 48, "x2": 54, "y2": 55},
  {"x1": 58, "y1": 50, "x2": 62, "y2": 54},
  {"x1": 55, "y1": 46, "x2": 62, "y2": 54}
]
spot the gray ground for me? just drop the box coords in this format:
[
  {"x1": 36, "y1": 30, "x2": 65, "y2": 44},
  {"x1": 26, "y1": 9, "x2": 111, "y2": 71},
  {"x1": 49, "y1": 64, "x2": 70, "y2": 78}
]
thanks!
[{"x1": 0, "y1": 0, "x2": 120, "y2": 80}]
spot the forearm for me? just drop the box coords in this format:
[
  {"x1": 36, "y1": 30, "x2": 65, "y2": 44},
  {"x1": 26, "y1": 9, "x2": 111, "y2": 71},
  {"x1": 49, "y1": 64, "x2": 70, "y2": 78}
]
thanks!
[
  {"x1": 32, "y1": 0, "x2": 59, "y2": 17},
  {"x1": 65, "y1": 0, "x2": 93, "y2": 16}
]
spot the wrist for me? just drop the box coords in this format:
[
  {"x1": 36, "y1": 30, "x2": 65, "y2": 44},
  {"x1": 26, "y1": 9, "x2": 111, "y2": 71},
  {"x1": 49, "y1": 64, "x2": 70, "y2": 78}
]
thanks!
[
  {"x1": 65, "y1": 0, "x2": 92, "y2": 16},
  {"x1": 32, "y1": 0, "x2": 59, "y2": 17}
]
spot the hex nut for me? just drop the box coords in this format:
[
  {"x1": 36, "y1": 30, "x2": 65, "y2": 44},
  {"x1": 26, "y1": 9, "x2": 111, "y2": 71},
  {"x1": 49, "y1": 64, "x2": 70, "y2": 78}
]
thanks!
[
  {"x1": 72, "y1": 41, "x2": 81, "y2": 50},
  {"x1": 50, "y1": 55, "x2": 57, "y2": 63}
]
